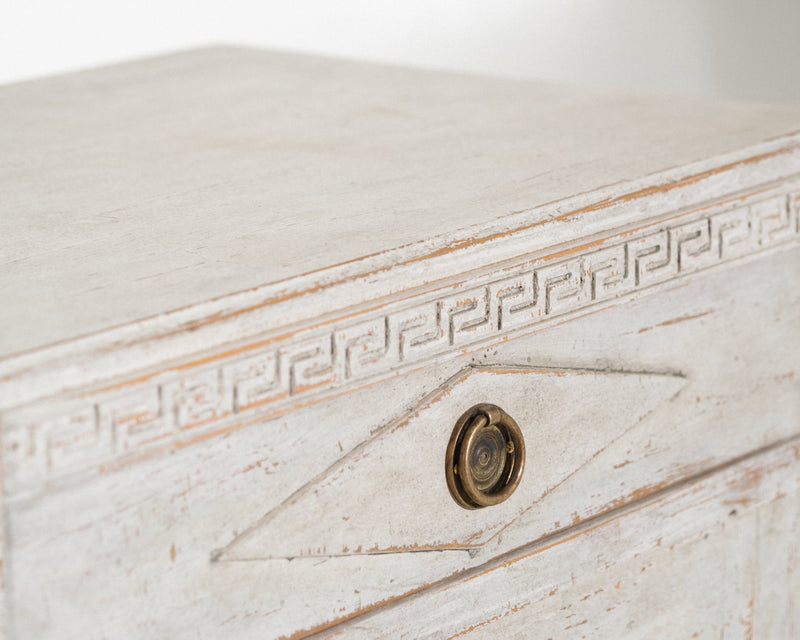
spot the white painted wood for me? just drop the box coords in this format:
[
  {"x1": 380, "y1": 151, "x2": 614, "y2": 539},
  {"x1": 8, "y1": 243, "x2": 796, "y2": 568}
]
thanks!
[
  {"x1": 220, "y1": 366, "x2": 687, "y2": 560},
  {"x1": 3, "y1": 47, "x2": 800, "y2": 410},
  {"x1": 3, "y1": 45, "x2": 800, "y2": 359},
  {"x1": 329, "y1": 437, "x2": 800, "y2": 639},
  {"x1": 1, "y1": 47, "x2": 799, "y2": 640},
  {"x1": 5, "y1": 249, "x2": 799, "y2": 639}
]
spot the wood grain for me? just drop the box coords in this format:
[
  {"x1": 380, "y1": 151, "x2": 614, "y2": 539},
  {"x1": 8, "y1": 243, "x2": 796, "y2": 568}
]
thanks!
[
  {"x1": 3, "y1": 47, "x2": 800, "y2": 414},
  {"x1": 3, "y1": 46, "x2": 800, "y2": 359},
  {"x1": 2, "y1": 184, "x2": 798, "y2": 490},
  {"x1": 220, "y1": 366, "x2": 686, "y2": 560},
  {"x1": 324, "y1": 437, "x2": 800, "y2": 639},
  {"x1": 2, "y1": 47, "x2": 799, "y2": 640},
  {"x1": 5, "y1": 248, "x2": 798, "y2": 639}
]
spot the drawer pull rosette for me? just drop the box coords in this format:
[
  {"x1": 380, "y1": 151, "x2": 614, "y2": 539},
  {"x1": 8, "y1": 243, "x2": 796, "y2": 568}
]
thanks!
[{"x1": 446, "y1": 403, "x2": 526, "y2": 509}]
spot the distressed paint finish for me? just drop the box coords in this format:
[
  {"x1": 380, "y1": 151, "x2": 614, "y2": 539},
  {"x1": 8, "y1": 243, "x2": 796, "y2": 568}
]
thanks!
[
  {"x1": 5, "y1": 249, "x2": 799, "y2": 639},
  {"x1": 4, "y1": 46, "x2": 800, "y2": 364},
  {"x1": 327, "y1": 438, "x2": 800, "y2": 640},
  {"x1": 3, "y1": 186, "x2": 800, "y2": 497},
  {"x1": 1, "y1": 48, "x2": 799, "y2": 640},
  {"x1": 220, "y1": 366, "x2": 687, "y2": 560}
]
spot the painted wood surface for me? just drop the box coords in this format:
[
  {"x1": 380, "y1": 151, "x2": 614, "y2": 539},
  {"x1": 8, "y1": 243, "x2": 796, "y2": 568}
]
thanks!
[
  {"x1": 220, "y1": 366, "x2": 687, "y2": 560},
  {"x1": 2, "y1": 47, "x2": 800, "y2": 400},
  {"x1": 5, "y1": 247, "x2": 798, "y2": 639},
  {"x1": 3, "y1": 180, "x2": 799, "y2": 468},
  {"x1": 325, "y1": 437, "x2": 800, "y2": 639},
  {"x1": 1, "y1": 48, "x2": 799, "y2": 640}
]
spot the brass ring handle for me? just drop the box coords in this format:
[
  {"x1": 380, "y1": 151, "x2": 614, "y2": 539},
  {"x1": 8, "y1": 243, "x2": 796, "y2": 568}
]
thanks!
[{"x1": 445, "y1": 403, "x2": 525, "y2": 509}]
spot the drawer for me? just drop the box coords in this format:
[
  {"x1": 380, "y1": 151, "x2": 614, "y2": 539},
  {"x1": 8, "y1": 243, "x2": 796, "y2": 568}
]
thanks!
[
  {"x1": 6, "y1": 246, "x2": 800, "y2": 639},
  {"x1": 342, "y1": 440, "x2": 800, "y2": 639}
]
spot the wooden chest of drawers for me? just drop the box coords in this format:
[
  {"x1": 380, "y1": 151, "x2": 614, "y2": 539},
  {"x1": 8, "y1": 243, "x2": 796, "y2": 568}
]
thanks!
[{"x1": 1, "y1": 47, "x2": 799, "y2": 639}]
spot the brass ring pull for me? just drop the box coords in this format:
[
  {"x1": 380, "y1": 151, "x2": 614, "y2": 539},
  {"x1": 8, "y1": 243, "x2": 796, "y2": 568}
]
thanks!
[{"x1": 445, "y1": 403, "x2": 525, "y2": 509}]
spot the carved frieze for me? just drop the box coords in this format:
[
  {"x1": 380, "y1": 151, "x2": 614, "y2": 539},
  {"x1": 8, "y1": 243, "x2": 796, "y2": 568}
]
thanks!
[{"x1": 3, "y1": 190, "x2": 799, "y2": 494}]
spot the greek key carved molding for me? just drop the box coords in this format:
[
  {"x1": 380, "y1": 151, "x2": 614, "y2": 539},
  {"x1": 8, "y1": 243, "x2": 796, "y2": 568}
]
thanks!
[{"x1": 4, "y1": 190, "x2": 799, "y2": 494}]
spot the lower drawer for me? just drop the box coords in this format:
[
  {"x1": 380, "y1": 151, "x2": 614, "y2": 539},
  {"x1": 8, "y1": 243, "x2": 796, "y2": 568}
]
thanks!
[{"x1": 336, "y1": 437, "x2": 800, "y2": 639}]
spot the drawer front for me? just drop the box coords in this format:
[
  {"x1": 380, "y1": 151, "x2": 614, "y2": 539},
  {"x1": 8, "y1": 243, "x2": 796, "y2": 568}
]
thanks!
[
  {"x1": 219, "y1": 365, "x2": 686, "y2": 561},
  {"x1": 5, "y1": 246, "x2": 800, "y2": 639}
]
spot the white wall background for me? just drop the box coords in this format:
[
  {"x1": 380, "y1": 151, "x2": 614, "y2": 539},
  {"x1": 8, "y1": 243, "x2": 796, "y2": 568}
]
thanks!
[{"x1": 1, "y1": 0, "x2": 799, "y2": 105}]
